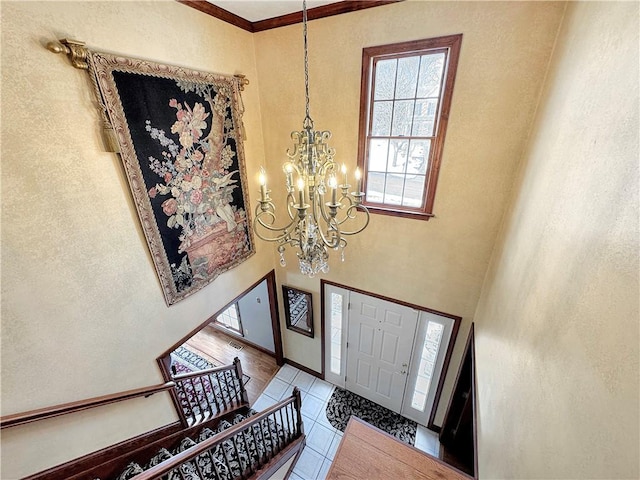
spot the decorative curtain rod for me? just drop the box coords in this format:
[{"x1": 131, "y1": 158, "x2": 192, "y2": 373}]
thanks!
[
  {"x1": 46, "y1": 38, "x2": 249, "y2": 89},
  {"x1": 45, "y1": 38, "x2": 250, "y2": 152}
]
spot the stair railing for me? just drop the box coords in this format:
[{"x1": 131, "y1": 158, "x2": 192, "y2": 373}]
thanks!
[
  {"x1": 0, "y1": 381, "x2": 176, "y2": 430},
  {"x1": 171, "y1": 357, "x2": 250, "y2": 426},
  {"x1": 133, "y1": 387, "x2": 304, "y2": 480}
]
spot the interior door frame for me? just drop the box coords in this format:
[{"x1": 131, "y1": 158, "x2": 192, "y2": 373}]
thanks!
[
  {"x1": 158, "y1": 269, "x2": 284, "y2": 381},
  {"x1": 320, "y1": 279, "x2": 461, "y2": 431}
]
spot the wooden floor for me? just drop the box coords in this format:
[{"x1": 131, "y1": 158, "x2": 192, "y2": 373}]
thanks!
[
  {"x1": 184, "y1": 325, "x2": 279, "y2": 404},
  {"x1": 328, "y1": 417, "x2": 471, "y2": 480}
]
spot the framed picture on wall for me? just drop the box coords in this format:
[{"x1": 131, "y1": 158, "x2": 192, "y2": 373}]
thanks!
[{"x1": 282, "y1": 285, "x2": 313, "y2": 338}]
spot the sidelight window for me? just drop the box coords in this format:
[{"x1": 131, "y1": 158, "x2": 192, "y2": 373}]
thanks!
[{"x1": 410, "y1": 321, "x2": 444, "y2": 411}]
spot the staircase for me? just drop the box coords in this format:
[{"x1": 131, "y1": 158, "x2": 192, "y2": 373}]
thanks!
[
  {"x1": 113, "y1": 399, "x2": 304, "y2": 480},
  {"x1": 13, "y1": 358, "x2": 305, "y2": 480}
]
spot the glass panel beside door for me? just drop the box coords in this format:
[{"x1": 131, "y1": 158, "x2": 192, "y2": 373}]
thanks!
[{"x1": 401, "y1": 311, "x2": 455, "y2": 425}]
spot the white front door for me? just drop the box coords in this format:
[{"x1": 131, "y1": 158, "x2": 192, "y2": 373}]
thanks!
[{"x1": 345, "y1": 292, "x2": 419, "y2": 413}]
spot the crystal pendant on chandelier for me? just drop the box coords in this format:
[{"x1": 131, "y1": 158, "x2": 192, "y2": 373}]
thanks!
[{"x1": 252, "y1": 0, "x2": 370, "y2": 277}]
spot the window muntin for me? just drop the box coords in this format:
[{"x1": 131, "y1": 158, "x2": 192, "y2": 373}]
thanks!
[
  {"x1": 358, "y1": 35, "x2": 462, "y2": 219},
  {"x1": 214, "y1": 303, "x2": 243, "y2": 335}
]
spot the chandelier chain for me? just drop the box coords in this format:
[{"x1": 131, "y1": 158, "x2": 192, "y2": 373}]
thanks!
[
  {"x1": 252, "y1": 0, "x2": 370, "y2": 277},
  {"x1": 303, "y1": 0, "x2": 313, "y2": 129}
]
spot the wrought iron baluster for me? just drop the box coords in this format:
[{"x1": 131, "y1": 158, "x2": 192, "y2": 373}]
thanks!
[
  {"x1": 240, "y1": 428, "x2": 255, "y2": 475},
  {"x1": 206, "y1": 445, "x2": 223, "y2": 480},
  {"x1": 214, "y1": 371, "x2": 227, "y2": 411},
  {"x1": 176, "y1": 464, "x2": 187, "y2": 480},
  {"x1": 181, "y1": 379, "x2": 198, "y2": 423},
  {"x1": 249, "y1": 423, "x2": 264, "y2": 466},
  {"x1": 258, "y1": 418, "x2": 272, "y2": 461},
  {"x1": 196, "y1": 375, "x2": 213, "y2": 419},
  {"x1": 231, "y1": 434, "x2": 246, "y2": 480},
  {"x1": 287, "y1": 402, "x2": 296, "y2": 441},
  {"x1": 278, "y1": 408, "x2": 287, "y2": 444},
  {"x1": 205, "y1": 372, "x2": 221, "y2": 414},
  {"x1": 220, "y1": 440, "x2": 235, "y2": 480},
  {"x1": 192, "y1": 454, "x2": 206, "y2": 479}
]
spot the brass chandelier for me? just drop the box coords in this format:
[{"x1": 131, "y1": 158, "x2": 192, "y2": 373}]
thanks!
[{"x1": 253, "y1": 0, "x2": 370, "y2": 277}]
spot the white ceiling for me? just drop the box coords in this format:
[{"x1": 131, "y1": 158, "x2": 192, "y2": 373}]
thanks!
[{"x1": 206, "y1": 1, "x2": 340, "y2": 23}]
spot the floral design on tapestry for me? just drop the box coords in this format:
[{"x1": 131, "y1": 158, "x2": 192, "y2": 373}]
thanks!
[
  {"x1": 143, "y1": 81, "x2": 250, "y2": 291},
  {"x1": 85, "y1": 52, "x2": 253, "y2": 306}
]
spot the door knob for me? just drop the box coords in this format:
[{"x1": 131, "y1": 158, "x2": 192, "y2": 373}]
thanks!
[{"x1": 400, "y1": 370, "x2": 407, "y2": 375}]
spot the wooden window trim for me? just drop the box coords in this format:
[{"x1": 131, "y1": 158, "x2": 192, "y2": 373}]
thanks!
[{"x1": 357, "y1": 34, "x2": 462, "y2": 220}]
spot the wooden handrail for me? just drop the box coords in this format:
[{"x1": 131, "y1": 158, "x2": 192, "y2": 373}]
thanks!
[
  {"x1": 171, "y1": 363, "x2": 234, "y2": 381},
  {"x1": 0, "y1": 381, "x2": 176, "y2": 430},
  {"x1": 133, "y1": 388, "x2": 302, "y2": 480}
]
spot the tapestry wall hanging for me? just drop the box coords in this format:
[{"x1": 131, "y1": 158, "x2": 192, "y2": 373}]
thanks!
[{"x1": 49, "y1": 40, "x2": 255, "y2": 305}]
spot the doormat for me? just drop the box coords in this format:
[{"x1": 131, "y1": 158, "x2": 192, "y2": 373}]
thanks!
[
  {"x1": 325, "y1": 387, "x2": 417, "y2": 445},
  {"x1": 171, "y1": 345, "x2": 250, "y2": 385}
]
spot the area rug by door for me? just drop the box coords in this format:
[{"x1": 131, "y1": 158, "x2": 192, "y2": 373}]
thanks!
[{"x1": 325, "y1": 387, "x2": 417, "y2": 445}]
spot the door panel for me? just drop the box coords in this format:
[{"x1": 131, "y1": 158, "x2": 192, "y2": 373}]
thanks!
[
  {"x1": 377, "y1": 369, "x2": 393, "y2": 397},
  {"x1": 358, "y1": 323, "x2": 376, "y2": 355},
  {"x1": 346, "y1": 292, "x2": 418, "y2": 412},
  {"x1": 356, "y1": 359, "x2": 372, "y2": 387},
  {"x1": 380, "y1": 331, "x2": 400, "y2": 364}
]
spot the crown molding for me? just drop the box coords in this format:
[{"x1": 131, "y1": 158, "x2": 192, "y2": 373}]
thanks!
[{"x1": 177, "y1": 1, "x2": 402, "y2": 33}]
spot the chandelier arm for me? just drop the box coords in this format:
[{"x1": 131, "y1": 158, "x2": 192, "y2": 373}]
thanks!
[
  {"x1": 317, "y1": 222, "x2": 342, "y2": 249},
  {"x1": 307, "y1": 192, "x2": 338, "y2": 249},
  {"x1": 332, "y1": 205, "x2": 371, "y2": 235},
  {"x1": 286, "y1": 194, "x2": 298, "y2": 220},
  {"x1": 320, "y1": 192, "x2": 355, "y2": 227},
  {"x1": 331, "y1": 203, "x2": 355, "y2": 227},
  {"x1": 287, "y1": 131, "x2": 304, "y2": 159},
  {"x1": 316, "y1": 192, "x2": 334, "y2": 225},
  {"x1": 254, "y1": 206, "x2": 299, "y2": 241}
]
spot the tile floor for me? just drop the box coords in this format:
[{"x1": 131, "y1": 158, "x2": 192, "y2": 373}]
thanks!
[{"x1": 252, "y1": 364, "x2": 441, "y2": 480}]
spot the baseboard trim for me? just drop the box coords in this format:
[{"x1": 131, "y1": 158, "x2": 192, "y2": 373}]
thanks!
[
  {"x1": 208, "y1": 323, "x2": 277, "y2": 358},
  {"x1": 284, "y1": 358, "x2": 322, "y2": 379},
  {"x1": 428, "y1": 424, "x2": 442, "y2": 434}
]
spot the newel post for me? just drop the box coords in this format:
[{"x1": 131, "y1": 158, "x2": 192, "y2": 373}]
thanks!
[
  {"x1": 293, "y1": 386, "x2": 304, "y2": 436},
  {"x1": 233, "y1": 357, "x2": 250, "y2": 405}
]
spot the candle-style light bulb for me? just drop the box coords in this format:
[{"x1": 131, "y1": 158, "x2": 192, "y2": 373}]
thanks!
[
  {"x1": 259, "y1": 167, "x2": 267, "y2": 201},
  {"x1": 284, "y1": 164, "x2": 294, "y2": 190},
  {"x1": 297, "y1": 178, "x2": 305, "y2": 206},
  {"x1": 328, "y1": 175, "x2": 338, "y2": 204},
  {"x1": 341, "y1": 163, "x2": 347, "y2": 186},
  {"x1": 355, "y1": 167, "x2": 362, "y2": 193}
]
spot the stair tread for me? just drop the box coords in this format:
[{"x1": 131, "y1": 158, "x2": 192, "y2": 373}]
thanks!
[{"x1": 112, "y1": 410, "x2": 294, "y2": 480}]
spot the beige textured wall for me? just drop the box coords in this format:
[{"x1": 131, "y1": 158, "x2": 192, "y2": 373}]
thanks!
[
  {"x1": 473, "y1": 2, "x2": 639, "y2": 478},
  {"x1": 254, "y1": 1, "x2": 566, "y2": 425},
  {"x1": 0, "y1": 1, "x2": 273, "y2": 477}
]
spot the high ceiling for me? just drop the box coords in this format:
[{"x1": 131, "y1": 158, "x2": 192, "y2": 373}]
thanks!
[{"x1": 206, "y1": 1, "x2": 338, "y2": 23}]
